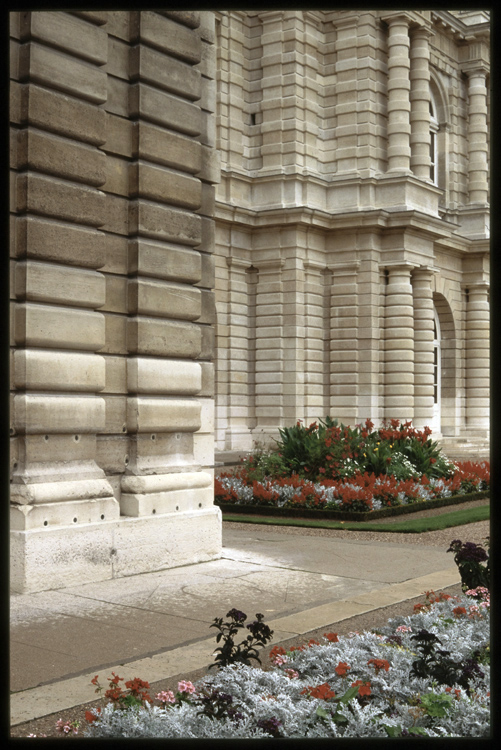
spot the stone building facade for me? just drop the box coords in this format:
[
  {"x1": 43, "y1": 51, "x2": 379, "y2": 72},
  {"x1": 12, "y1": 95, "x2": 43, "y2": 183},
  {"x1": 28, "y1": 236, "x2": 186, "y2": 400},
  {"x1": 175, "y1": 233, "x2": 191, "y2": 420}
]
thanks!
[
  {"x1": 213, "y1": 9, "x2": 490, "y2": 461},
  {"x1": 9, "y1": 11, "x2": 222, "y2": 593},
  {"x1": 10, "y1": 10, "x2": 489, "y2": 593}
]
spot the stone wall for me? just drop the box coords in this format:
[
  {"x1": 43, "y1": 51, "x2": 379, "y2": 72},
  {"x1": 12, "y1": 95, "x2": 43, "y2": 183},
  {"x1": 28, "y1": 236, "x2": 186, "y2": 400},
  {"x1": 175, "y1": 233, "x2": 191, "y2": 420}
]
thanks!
[
  {"x1": 10, "y1": 10, "x2": 222, "y2": 593},
  {"x1": 213, "y1": 10, "x2": 490, "y2": 456}
]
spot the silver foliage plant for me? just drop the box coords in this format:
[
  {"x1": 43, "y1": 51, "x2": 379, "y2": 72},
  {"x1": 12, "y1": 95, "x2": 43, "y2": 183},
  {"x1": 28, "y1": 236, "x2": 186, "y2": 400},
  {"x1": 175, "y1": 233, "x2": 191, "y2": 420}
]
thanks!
[
  {"x1": 217, "y1": 473, "x2": 468, "y2": 510},
  {"x1": 85, "y1": 593, "x2": 489, "y2": 738}
]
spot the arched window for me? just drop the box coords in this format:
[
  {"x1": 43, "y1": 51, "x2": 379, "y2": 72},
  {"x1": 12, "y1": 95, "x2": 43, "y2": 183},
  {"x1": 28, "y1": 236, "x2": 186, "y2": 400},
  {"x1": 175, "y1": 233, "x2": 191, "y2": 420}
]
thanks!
[
  {"x1": 429, "y1": 96, "x2": 439, "y2": 186},
  {"x1": 432, "y1": 308, "x2": 441, "y2": 433}
]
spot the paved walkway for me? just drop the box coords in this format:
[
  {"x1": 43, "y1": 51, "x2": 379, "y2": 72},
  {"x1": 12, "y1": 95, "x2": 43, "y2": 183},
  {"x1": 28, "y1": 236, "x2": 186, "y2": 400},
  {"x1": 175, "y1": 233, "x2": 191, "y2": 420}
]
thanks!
[{"x1": 10, "y1": 524, "x2": 460, "y2": 726}]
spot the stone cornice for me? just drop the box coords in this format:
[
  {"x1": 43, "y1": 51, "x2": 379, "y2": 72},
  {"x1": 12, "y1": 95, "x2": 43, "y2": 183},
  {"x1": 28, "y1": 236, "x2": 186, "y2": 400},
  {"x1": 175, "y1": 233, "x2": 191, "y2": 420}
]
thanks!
[
  {"x1": 431, "y1": 10, "x2": 490, "y2": 44},
  {"x1": 215, "y1": 202, "x2": 462, "y2": 241}
]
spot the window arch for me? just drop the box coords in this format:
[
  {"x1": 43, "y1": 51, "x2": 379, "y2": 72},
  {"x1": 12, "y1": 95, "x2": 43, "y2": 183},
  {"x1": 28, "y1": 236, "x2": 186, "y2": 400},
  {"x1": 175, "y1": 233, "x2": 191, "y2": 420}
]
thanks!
[
  {"x1": 429, "y1": 94, "x2": 439, "y2": 186},
  {"x1": 428, "y1": 74, "x2": 450, "y2": 201}
]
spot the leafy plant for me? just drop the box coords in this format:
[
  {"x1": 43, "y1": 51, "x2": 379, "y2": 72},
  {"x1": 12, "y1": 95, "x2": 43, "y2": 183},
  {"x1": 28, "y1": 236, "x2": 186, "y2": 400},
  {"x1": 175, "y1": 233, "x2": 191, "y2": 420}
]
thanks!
[
  {"x1": 447, "y1": 538, "x2": 490, "y2": 591},
  {"x1": 409, "y1": 629, "x2": 484, "y2": 696},
  {"x1": 209, "y1": 609, "x2": 274, "y2": 669}
]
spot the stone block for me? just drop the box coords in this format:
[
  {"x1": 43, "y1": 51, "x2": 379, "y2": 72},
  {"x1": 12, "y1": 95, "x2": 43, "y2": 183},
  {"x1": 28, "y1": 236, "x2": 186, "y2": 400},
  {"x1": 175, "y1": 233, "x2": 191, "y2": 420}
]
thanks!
[
  {"x1": 19, "y1": 11, "x2": 108, "y2": 65},
  {"x1": 69, "y1": 11, "x2": 109, "y2": 26},
  {"x1": 96, "y1": 434, "x2": 128, "y2": 474},
  {"x1": 15, "y1": 303, "x2": 105, "y2": 350},
  {"x1": 126, "y1": 433, "x2": 195, "y2": 473},
  {"x1": 103, "y1": 154, "x2": 129, "y2": 196},
  {"x1": 194, "y1": 255, "x2": 214, "y2": 292},
  {"x1": 130, "y1": 11, "x2": 202, "y2": 64},
  {"x1": 102, "y1": 193, "x2": 128, "y2": 235},
  {"x1": 198, "y1": 11, "x2": 216, "y2": 44},
  {"x1": 129, "y1": 162, "x2": 201, "y2": 209},
  {"x1": 10, "y1": 81, "x2": 22, "y2": 125},
  {"x1": 15, "y1": 261, "x2": 106, "y2": 308},
  {"x1": 13, "y1": 434, "x2": 98, "y2": 465},
  {"x1": 197, "y1": 397, "x2": 215, "y2": 433},
  {"x1": 128, "y1": 239, "x2": 202, "y2": 284},
  {"x1": 200, "y1": 325, "x2": 215, "y2": 360},
  {"x1": 110, "y1": 507, "x2": 222, "y2": 579},
  {"x1": 19, "y1": 84, "x2": 106, "y2": 145},
  {"x1": 193, "y1": 432, "x2": 215, "y2": 465},
  {"x1": 101, "y1": 313, "x2": 127, "y2": 355},
  {"x1": 105, "y1": 11, "x2": 131, "y2": 42},
  {"x1": 134, "y1": 121, "x2": 202, "y2": 174},
  {"x1": 100, "y1": 395, "x2": 127, "y2": 434},
  {"x1": 197, "y1": 144, "x2": 221, "y2": 183},
  {"x1": 197, "y1": 216, "x2": 215, "y2": 252},
  {"x1": 106, "y1": 74, "x2": 129, "y2": 118},
  {"x1": 127, "y1": 317, "x2": 202, "y2": 358},
  {"x1": 197, "y1": 39, "x2": 217, "y2": 78},
  {"x1": 121, "y1": 471, "x2": 212, "y2": 494},
  {"x1": 120, "y1": 486, "x2": 213, "y2": 517},
  {"x1": 19, "y1": 42, "x2": 108, "y2": 104},
  {"x1": 106, "y1": 35, "x2": 129, "y2": 80},
  {"x1": 103, "y1": 113, "x2": 133, "y2": 158},
  {"x1": 129, "y1": 44, "x2": 201, "y2": 101},
  {"x1": 16, "y1": 173, "x2": 106, "y2": 227},
  {"x1": 15, "y1": 216, "x2": 106, "y2": 268},
  {"x1": 14, "y1": 394, "x2": 106, "y2": 434},
  {"x1": 14, "y1": 350, "x2": 106, "y2": 392},
  {"x1": 129, "y1": 200, "x2": 202, "y2": 246},
  {"x1": 100, "y1": 276, "x2": 128, "y2": 314},
  {"x1": 127, "y1": 397, "x2": 202, "y2": 433},
  {"x1": 10, "y1": 523, "x2": 116, "y2": 593},
  {"x1": 197, "y1": 183, "x2": 215, "y2": 216},
  {"x1": 11, "y1": 477, "x2": 115, "y2": 506},
  {"x1": 198, "y1": 290, "x2": 216, "y2": 324},
  {"x1": 129, "y1": 84, "x2": 202, "y2": 137},
  {"x1": 160, "y1": 11, "x2": 201, "y2": 29},
  {"x1": 199, "y1": 361, "x2": 215, "y2": 396},
  {"x1": 128, "y1": 278, "x2": 202, "y2": 320},
  {"x1": 127, "y1": 358, "x2": 202, "y2": 395},
  {"x1": 102, "y1": 356, "x2": 127, "y2": 394}
]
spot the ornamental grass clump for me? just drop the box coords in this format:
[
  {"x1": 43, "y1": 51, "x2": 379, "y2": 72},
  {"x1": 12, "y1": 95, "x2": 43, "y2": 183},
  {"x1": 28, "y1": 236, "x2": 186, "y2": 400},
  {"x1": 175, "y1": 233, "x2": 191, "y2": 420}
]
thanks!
[{"x1": 83, "y1": 575, "x2": 489, "y2": 738}]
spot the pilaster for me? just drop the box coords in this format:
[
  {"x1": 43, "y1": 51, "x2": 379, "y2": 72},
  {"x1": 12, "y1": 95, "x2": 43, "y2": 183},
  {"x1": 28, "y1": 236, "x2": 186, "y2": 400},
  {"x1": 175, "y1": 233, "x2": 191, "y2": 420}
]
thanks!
[
  {"x1": 464, "y1": 282, "x2": 489, "y2": 434},
  {"x1": 412, "y1": 266, "x2": 435, "y2": 430},
  {"x1": 328, "y1": 261, "x2": 360, "y2": 423},
  {"x1": 383, "y1": 263, "x2": 414, "y2": 421}
]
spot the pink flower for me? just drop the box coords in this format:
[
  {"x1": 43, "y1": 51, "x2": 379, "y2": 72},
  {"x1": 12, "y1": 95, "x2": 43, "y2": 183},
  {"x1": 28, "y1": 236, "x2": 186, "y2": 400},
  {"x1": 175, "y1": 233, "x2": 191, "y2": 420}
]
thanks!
[
  {"x1": 396, "y1": 625, "x2": 412, "y2": 633},
  {"x1": 284, "y1": 668, "x2": 299, "y2": 679},
  {"x1": 178, "y1": 680, "x2": 196, "y2": 694},
  {"x1": 156, "y1": 690, "x2": 176, "y2": 704}
]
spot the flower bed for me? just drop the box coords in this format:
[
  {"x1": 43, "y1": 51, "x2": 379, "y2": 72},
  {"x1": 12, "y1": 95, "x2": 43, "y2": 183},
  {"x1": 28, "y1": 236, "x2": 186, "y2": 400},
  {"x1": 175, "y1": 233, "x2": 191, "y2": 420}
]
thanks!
[
  {"x1": 215, "y1": 462, "x2": 490, "y2": 519},
  {"x1": 214, "y1": 418, "x2": 489, "y2": 517},
  {"x1": 83, "y1": 587, "x2": 490, "y2": 738}
]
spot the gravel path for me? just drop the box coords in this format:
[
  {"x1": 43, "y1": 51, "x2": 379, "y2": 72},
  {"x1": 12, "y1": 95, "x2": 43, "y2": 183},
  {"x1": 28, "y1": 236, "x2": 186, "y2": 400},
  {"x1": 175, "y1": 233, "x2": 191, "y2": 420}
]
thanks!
[{"x1": 223, "y1": 498, "x2": 490, "y2": 549}]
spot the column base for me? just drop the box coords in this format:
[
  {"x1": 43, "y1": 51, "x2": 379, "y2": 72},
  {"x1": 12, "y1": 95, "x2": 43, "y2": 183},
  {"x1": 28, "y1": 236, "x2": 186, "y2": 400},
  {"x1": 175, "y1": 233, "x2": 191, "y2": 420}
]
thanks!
[{"x1": 10, "y1": 507, "x2": 222, "y2": 594}]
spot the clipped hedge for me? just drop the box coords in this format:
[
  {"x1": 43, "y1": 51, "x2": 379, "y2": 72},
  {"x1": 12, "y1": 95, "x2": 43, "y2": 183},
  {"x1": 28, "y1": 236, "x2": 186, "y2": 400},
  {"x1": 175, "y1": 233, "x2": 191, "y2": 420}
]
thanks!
[{"x1": 216, "y1": 490, "x2": 489, "y2": 523}]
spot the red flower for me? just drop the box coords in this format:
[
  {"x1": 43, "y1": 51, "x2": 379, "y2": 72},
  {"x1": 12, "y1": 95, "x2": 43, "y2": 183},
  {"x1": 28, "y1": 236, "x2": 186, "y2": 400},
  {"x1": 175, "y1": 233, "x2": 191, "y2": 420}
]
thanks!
[
  {"x1": 352, "y1": 679, "x2": 371, "y2": 697},
  {"x1": 335, "y1": 661, "x2": 351, "y2": 677},
  {"x1": 453, "y1": 606, "x2": 467, "y2": 617},
  {"x1": 302, "y1": 682, "x2": 336, "y2": 700},
  {"x1": 367, "y1": 658, "x2": 390, "y2": 675},
  {"x1": 324, "y1": 632, "x2": 339, "y2": 642},
  {"x1": 85, "y1": 708, "x2": 101, "y2": 723}
]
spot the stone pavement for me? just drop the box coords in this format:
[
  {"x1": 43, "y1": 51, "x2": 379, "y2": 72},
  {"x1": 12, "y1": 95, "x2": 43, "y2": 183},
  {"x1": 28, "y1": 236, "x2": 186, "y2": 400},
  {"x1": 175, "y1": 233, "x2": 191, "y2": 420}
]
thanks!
[{"x1": 10, "y1": 524, "x2": 460, "y2": 726}]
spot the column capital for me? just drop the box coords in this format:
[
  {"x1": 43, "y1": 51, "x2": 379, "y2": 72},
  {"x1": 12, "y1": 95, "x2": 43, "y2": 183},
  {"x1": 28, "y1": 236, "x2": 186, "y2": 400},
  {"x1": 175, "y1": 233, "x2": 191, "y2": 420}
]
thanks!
[
  {"x1": 412, "y1": 264, "x2": 439, "y2": 279},
  {"x1": 409, "y1": 24, "x2": 434, "y2": 40},
  {"x1": 461, "y1": 62, "x2": 488, "y2": 78},
  {"x1": 380, "y1": 12, "x2": 412, "y2": 27}
]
